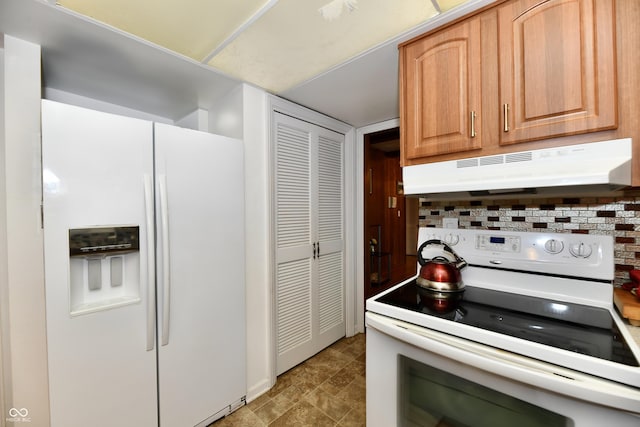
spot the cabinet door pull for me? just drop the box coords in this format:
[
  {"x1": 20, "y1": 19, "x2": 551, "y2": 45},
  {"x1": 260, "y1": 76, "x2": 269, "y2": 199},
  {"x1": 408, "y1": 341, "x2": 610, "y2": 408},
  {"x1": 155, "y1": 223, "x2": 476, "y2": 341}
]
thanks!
[
  {"x1": 503, "y1": 104, "x2": 510, "y2": 132},
  {"x1": 317, "y1": 242, "x2": 320, "y2": 258},
  {"x1": 470, "y1": 111, "x2": 476, "y2": 138},
  {"x1": 313, "y1": 242, "x2": 317, "y2": 259}
]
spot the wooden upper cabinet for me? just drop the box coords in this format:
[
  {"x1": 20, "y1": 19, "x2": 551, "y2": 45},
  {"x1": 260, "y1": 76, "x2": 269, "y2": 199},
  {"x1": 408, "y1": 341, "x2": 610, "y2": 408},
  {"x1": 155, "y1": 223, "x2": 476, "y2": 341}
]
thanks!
[
  {"x1": 498, "y1": 0, "x2": 617, "y2": 145},
  {"x1": 400, "y1": 15, "x2": 482, "y2": 160}
]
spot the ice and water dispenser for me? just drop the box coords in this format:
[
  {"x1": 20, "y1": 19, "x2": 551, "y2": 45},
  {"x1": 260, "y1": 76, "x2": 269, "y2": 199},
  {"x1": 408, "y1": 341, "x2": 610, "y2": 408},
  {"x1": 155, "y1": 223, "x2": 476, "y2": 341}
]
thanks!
[{"x1": 69, "y1": 226, "x2": 142, "y2": 315}]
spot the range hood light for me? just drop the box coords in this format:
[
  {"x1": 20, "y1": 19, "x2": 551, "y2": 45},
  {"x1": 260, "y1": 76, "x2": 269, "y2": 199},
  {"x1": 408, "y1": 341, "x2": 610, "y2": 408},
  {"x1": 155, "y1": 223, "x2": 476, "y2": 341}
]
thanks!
[{"x1": 469, "y1": 188, "x2": 537, "y2": 197}]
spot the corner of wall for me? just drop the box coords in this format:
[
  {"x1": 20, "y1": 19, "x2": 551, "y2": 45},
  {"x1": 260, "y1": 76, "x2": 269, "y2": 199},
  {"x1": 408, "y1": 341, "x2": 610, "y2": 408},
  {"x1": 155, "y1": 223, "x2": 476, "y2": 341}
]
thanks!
[
  {"x1": 208, "y1": 84, "x2": 244, "y2": 139},
  {"x1": 175, "y1": 108, "x2": 208, "y2": 131},
  {"x1": 241, "y1": 83, "x2": 275, "y2": 401}
]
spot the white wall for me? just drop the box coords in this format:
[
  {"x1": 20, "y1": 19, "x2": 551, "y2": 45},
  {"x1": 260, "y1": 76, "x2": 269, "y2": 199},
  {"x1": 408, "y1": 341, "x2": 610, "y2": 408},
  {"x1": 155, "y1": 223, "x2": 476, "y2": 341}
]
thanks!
[
  {"x1": 209, "y1": 83, "x2": 275, "y2": 402},
  {"x1": 238, "y1": 92, "x2": 357, "y2": 400},
  {"x1": 240, "y1": 84, "x2": 273, "y2": 401},
  {"x1": 43, "y1": 87, "x2": 174, "y2": 124},
  {"x1": 209, "y1": 85, "x2": 243, "y2": 139},
  {"x1": 1, "y1": 35, "x2": 50, "y2": 426},
  {"x1": 0, "y1": 41, "x2": 8, "y2": 427},
  {"x1": 175, "y1": 108, "x2": 208, "y2": 131}
]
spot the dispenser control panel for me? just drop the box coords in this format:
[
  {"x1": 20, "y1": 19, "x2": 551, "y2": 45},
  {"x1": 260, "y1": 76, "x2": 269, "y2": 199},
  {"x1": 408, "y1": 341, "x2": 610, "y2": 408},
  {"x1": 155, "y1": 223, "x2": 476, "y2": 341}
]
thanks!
[
  {"x1": 68, "y1": 225, "x2": 141, "y2": 316},
  {"x1": 69, "y1": 226, "x2": 139, "y2": 257}
]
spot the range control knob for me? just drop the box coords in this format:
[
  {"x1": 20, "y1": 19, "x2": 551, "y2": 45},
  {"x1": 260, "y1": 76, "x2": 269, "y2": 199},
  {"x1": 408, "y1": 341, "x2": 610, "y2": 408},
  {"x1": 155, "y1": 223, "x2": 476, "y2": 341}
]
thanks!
[
  {"x1": 544, "y1": 239, "x2": 564, "y2": 254},
  {"x1": 443, "y1": 233, "x2": 460, "y2": 246},
  {"x1": 569, "y1": 242, "x2": 593, "y2": 258}
]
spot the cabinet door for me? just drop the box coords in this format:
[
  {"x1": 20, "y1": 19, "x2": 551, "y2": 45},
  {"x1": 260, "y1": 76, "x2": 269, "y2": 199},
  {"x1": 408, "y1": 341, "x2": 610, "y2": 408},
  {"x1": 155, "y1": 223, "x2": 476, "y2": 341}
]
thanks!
[
  {"x1": 273, "y1": 112, "x2": 345, "y2": 375},
  {"x1": 498, "y1": 0, "x2": 617, "y2": 145},
  {"x1": 401, "y1": 16, "x2": 482, "y2": 160}
]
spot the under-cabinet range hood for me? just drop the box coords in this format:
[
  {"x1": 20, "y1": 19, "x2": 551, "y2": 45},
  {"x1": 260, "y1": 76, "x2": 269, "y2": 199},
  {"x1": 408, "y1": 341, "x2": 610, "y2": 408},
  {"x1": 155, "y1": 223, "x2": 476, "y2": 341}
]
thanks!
[{"x1": 402, "y1": 139, "x2": 632, "y2": 200}]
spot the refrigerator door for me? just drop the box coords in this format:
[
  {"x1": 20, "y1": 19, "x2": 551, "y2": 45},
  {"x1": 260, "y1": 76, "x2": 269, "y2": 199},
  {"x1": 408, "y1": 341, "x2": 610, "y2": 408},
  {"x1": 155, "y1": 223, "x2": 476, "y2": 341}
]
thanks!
[
  {"x1": 153, "y1": 123, "x2": 246, "y2": 426},
  {"x1": 42, "y1": 100, "x2": 158, "y2": 427}
]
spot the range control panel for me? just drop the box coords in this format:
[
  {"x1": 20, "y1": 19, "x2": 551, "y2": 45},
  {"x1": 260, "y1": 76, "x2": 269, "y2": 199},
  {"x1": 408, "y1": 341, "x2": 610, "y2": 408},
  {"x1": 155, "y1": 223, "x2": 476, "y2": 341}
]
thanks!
[
  {"x1": 476, "y1": 234, "x2": 521, "y2": 254},
  {"x1": 417, "y1": 227, "x2": 613, "y2": 281}
]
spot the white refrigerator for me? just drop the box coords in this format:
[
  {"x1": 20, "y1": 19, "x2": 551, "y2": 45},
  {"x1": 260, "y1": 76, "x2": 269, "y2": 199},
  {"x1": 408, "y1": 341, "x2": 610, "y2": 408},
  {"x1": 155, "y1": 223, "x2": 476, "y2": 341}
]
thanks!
[{"x1": 41, "y1": 100, "x2": 246, "y2": 427}]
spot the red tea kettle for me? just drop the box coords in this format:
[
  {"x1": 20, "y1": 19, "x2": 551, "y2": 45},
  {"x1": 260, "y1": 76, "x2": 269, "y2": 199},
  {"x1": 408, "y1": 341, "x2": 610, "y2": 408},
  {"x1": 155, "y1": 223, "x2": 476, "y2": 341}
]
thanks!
[{"x1": 416, "y1": 240, "x2": 468, "y2": 311}]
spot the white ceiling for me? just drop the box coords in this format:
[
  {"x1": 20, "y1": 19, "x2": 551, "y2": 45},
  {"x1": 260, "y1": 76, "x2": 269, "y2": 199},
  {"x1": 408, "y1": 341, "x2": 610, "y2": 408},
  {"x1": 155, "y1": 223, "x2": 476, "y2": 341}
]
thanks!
[
  {"x1": 0, "y1": 0, "x2": 496, "y2": 127},
  {"x1": 57, "y1": 0, "x2": 468, "y2": 93}
]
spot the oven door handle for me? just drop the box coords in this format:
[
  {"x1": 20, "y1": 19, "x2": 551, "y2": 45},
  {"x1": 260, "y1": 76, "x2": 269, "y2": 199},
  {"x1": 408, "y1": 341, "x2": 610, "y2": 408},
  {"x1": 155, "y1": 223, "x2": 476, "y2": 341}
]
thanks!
[{"x1": 365, "y1": 312, "x2": 640, "y2": 415}]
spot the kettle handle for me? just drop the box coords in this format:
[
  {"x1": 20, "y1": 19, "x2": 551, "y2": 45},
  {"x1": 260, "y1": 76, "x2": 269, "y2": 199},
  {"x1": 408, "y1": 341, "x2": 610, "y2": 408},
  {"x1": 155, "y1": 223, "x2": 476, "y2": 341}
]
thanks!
[{"x1": 417, "y1": 239, "x2": 468, "y2": 270}]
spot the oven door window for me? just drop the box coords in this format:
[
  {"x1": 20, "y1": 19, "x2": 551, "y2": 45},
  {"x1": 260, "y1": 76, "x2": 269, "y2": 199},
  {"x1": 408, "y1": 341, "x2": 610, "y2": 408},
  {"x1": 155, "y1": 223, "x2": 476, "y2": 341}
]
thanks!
[{"x1": 399, "y1": 356, "x2": 571, "y2": 427}]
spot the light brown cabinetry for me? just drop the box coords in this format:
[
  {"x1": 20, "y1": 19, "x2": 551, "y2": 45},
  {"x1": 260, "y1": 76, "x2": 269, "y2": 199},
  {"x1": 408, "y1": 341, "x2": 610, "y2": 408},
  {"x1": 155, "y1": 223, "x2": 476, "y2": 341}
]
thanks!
[
  {"x1": 400, "y1": 0, "x2": 625, "y2": 168},
  {"x1": 498, "y1": 0, "x2": 617, "y2": 145},
  {"x1": 400, "y1": 15, "x2": 483, "y2": 160}
]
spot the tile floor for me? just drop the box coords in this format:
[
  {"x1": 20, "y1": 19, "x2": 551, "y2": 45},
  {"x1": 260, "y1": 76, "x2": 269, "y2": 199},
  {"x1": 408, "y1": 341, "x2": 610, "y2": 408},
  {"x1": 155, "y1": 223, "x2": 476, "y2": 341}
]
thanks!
[{"x1": 210, "y1": 333, "x2": 366, "y2": 426}]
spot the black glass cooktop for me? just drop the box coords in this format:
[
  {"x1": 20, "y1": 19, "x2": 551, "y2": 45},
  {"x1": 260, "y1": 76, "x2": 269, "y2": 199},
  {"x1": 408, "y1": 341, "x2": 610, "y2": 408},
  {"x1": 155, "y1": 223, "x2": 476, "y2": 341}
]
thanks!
[{"x1": 376, "y1": 280, "x2": 639, "y2": 367}]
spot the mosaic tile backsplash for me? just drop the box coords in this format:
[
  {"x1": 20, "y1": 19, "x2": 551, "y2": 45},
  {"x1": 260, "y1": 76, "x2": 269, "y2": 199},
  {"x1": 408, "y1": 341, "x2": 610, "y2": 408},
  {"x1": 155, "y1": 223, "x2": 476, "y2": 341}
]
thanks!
[{"x1": 418, "y1": 196, "x2": 640, "y2": 286}]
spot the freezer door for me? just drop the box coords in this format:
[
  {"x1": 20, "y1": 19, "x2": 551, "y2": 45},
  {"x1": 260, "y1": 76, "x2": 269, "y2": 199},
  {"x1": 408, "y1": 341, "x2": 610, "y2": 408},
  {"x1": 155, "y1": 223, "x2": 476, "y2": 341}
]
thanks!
[
  {"x1": 153, "y1": 123, "x2": 246, "y2": 426},
  {"x1": 42, "y1": 100, "x2": 158, "y2": 427}
]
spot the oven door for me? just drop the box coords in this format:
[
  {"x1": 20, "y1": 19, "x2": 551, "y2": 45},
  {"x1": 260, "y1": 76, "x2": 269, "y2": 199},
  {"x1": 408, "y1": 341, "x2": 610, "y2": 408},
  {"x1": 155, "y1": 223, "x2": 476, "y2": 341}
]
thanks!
[{"x1": 366, "y1": 312, "x2": 640, "y2": 427}]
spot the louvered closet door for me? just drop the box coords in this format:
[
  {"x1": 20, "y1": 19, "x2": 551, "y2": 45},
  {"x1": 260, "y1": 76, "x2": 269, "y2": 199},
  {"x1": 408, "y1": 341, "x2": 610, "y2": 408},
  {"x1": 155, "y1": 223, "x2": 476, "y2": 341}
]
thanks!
[
  {"x1": 314, "y1": 128, "x2": 345, "y2": 353},
  {"x1": 274, "y1": 112, "x2": 345, "y2": 375},
  {"x1": 275, "y1": 113, "x2": 315, "y2": 375}
]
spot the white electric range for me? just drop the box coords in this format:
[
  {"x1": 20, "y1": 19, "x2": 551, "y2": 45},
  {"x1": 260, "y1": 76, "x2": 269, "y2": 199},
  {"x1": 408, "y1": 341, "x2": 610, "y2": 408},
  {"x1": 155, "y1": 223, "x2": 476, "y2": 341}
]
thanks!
[{"x1": 366, "y1": 227, "x2": 640, "y2": 427}]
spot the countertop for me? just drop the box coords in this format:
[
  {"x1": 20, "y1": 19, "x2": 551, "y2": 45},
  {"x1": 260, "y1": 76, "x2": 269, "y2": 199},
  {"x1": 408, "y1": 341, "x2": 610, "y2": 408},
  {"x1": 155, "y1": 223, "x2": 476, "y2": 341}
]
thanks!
[
  {"x1": 624, "y1": 321, "x2": 640, "y2": 348},
  {"x1": 613, "y1": 288, "x2": 640, "y2": 347}
]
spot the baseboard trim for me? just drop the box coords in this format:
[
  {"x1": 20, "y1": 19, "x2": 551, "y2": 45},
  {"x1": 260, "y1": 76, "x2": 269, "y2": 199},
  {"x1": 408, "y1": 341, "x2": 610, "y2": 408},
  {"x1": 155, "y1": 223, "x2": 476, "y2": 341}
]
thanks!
[{"x1": 246, "y1": 378, "x2": 274, "y2": 403}]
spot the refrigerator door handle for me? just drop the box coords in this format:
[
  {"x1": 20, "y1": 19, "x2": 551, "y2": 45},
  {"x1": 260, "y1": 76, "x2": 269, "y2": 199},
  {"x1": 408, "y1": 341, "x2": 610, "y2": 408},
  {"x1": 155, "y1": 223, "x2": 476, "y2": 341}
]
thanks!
[
  {"x1": 159, "y1": 174, "x2": 171, "y2": 346},
  {"x1": 144, "y1": 175, "x2": 156, "y2": 351}
]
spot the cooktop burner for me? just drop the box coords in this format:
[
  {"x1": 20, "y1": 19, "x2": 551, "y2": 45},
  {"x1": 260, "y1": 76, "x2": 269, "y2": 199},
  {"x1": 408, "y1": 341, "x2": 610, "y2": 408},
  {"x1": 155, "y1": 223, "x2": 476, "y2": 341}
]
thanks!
[{"x1": 377, "y1": 280, "x2": 639, "y2": 367}]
